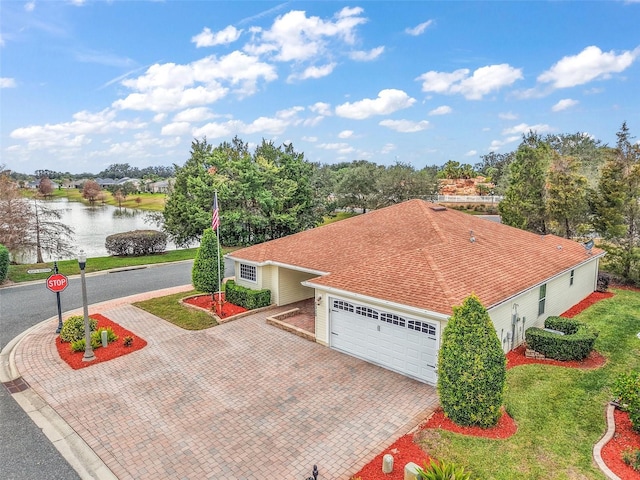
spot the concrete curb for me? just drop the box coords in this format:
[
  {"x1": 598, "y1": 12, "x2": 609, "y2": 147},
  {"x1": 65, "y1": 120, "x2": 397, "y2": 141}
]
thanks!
[
  {"x1": 1, "y1": 283, "x2": 194, "y2": 480},
  {"x1": 592, "y1": 402, "x2": 622, "y2": 480}
]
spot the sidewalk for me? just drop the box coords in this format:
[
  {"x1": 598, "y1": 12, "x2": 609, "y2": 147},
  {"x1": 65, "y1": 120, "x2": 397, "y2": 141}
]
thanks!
[{"x1": 2, "y1": 286, "x2": 438, "y2": 480}]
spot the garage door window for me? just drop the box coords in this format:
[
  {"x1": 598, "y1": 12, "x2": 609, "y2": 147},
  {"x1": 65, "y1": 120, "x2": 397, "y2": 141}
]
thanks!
[
  {"x1": 408, "y1": 319, "x2": 437, "y2": 337},
  {"x1": 356, "y1": 306, "x2": 378, "y2": 319},
  {"x1": 380, "y1": 312, "x2": 406, "y2": 327},
  {"x1": 333, "y1": 300, "x2": 354, "y2": 312}
]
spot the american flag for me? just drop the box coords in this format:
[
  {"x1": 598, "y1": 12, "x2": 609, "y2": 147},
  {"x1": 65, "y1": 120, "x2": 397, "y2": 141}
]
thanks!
[{"x1": 211, "y1": 193, "x2": 219, "y2": 231}]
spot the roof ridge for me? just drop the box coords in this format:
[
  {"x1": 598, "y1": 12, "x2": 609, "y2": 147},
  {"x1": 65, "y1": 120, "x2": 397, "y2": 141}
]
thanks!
[
  {"x1": 420, "y1": 246, "x2": 457, "y2": 310},
  {"x1": 417, "y1": 200, "x2": 449, "y2": 245}
]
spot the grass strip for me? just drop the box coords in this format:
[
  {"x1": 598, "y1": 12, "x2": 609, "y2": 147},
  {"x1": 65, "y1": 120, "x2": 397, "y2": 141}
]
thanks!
[{"x1": 133, "y1": 290, "x2": 218, "y2": 330}]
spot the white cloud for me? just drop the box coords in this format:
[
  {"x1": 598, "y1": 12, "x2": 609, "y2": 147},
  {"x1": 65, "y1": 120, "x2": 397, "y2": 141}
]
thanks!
[
  {"x1": 114, "y1": 52, "x2": 277, "y2": 112},
  {"x1": 302, "y1": 136, "x2": 318, "y2": 142},
  {"x1": 335, "y1": 89, "x2": 415, "y2": 119},
  {"x1": 25, "y1": 1, "x2": 35, "y2": 12},
  {"x1": 502, "y1": 123, "x2": 552, "y2": 135},
  {"x1": 161, "y1": 122, "x2": 191, "y2": 136},
  {"x1": 338, "y1": 130, "x2": 353, "y2": 139},
  {"x1": 465, "y1": 150, "x2": 477, "y2": 156},
  {"x1": 289, "y1": 63, "x2": 336, "y2": 82},
  {"x1": 349, "y1": 46, "x2": 384, "y2": 61},
  {"x1": 489, "y1": 136, "x2": 520, "y2": 151},
  {"x1": 246, "y1": 7, "x2": 368, "y2": 63},
  {"x1": 538, "y1": 45, "x2": 639, "y2": 89},
  {"x1": 192, "y1": 109, "x2": 296, "y2": 139},
  {"x1": 1, "y1": 77, "x2": 16, "y2": 88},
  {"x1": 309, "y1": 102, "x2": 332, "y2": 116},
  {"x1": 429, "y1": 105, "x2": 452, "y2": 116},
  {"x1": 10, "y1": 108, "x2": 146, "y2": 149},
  {"x1": 417, "y1": 64, "x2": 523, "y2": 100},
  {"x1": 379, "y1": 119, "x2": 430, "y2": 133},
  {"x1": 317, "y1": 142, "x2": 355, "y2": 154},
  {"x1": 551, "y1": 98, "x2": 579, "y2": 112},
  {"x1": 192, "y1": 26, "x2": 242, "y2": 47},
  {"x1": 173, "y1": 107, "x2": 216, "y2": 123},
  {"x1": 405, "y1": 20, "x2": 433, "y2": 36},
  {"x1": 153, "y1": 113, "x2": 167, "y2": 123},
  {"x1": 499, "y1": 112, "x2": 518, "y2": 120},
  {"x1": 381, "y1": 143, "x2": 396, "y2": 154}
]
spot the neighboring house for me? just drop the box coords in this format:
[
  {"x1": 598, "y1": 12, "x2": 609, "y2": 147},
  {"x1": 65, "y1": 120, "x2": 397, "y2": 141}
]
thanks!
[
  {"x1": 95, "y1": 178, "x2": 117, "y2": 188},
  {"x1": 227, "y1": 199, "x2": 605, "y2": 385},
  {"x1": 146, "y1": 179, "x2": 173, "y2": 193}
]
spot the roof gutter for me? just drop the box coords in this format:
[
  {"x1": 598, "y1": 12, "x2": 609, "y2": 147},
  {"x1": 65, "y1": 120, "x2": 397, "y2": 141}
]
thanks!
[
  {"x1": 487, "y1": 251, "x2": 606, "y2": 311},
  {"x1": 225, "y1": 254, "x2": 328, "y2": 276},
  {"x1": 301, "y1": 281, "x2": 451, "y2": 321}
]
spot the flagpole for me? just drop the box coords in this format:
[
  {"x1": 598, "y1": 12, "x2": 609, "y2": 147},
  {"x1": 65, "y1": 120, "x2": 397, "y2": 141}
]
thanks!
[{"x1": 213, "y1": 191, "x2": 223, "y2": 314}]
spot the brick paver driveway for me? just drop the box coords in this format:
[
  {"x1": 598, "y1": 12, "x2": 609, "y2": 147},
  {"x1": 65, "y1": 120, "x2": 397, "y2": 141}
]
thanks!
[{"x1": 16, "y1": 304, "x2": 438, "y2": 479}]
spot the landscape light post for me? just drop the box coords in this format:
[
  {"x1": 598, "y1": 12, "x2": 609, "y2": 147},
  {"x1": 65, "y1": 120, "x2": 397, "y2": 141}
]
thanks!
[{"x1": 78, "y1": 250, "x2": 95, "y2": 362}]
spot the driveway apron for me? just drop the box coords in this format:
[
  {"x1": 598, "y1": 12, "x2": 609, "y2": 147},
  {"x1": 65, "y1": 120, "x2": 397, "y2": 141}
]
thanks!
[{"x1": 14, "y1": 304, "x2": 438, "y2": 479}]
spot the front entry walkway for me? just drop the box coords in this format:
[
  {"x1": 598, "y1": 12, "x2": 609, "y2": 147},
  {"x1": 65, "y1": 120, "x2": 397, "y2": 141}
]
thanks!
[{"x1": 15, "y1": 303, "x2": 438, "y2": 479}]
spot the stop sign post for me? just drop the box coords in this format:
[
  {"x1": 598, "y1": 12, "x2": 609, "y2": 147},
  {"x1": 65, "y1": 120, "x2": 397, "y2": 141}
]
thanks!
[
  {"x1": 47, "y1": 273, "x2": 68, "y2": 293},
  {"x1": 47, "y1": 263, "x2": 68, "y2": 333}
]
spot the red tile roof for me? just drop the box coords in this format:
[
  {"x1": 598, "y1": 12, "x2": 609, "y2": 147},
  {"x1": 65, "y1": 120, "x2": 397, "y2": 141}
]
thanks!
[{"x1": 228, "y1": 200, "x2": 604, "y2": 315}]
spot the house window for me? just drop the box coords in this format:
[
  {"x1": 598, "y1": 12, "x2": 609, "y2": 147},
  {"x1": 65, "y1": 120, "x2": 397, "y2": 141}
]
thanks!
[
  {"x1": 570, "y1": 269, "x2": 575, "y2": 286},
  {"x1": 239, "y1": 264, "x2": 257, "y2": 283},
  {"x1": 538, "y1": 284, "x2": 547, "y2": 316}
]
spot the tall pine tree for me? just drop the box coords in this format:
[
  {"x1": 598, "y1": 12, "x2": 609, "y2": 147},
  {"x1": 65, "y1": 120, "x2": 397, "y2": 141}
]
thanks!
[{"x1": 591, "y1": 122, "x2": 640, "y2": 283}]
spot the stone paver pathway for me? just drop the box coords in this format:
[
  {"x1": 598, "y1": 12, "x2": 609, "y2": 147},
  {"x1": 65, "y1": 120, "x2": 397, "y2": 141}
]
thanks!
[{"x1": 15, "y1": 304, "x2": 438, "y2": 479}]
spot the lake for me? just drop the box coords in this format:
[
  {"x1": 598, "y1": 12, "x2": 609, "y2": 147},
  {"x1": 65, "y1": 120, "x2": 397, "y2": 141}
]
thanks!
[{"x1": 23, "y1": 198, "x2": 186, "y2": 263}]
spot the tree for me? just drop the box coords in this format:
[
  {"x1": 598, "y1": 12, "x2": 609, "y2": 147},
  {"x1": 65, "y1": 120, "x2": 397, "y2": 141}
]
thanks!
[
  {"x1": 82, "y1": 180, "x2": 102, "y2": 204},
  {"x1": 545, "y1": 132, "x2": 606, "y2": 187},
  {"x1": 192, "y1": 228, "x2": 223, "y2": 297},
  {"x1": 37, "y1": 177, "x2": 54, "y2": 197},
  {"x1": 499, "y1": 134, "x2": 551, "y2": 234},
  {"x1": 546, "y1": 153, "x2": 589, "y2": 239},
  {"x1": 474, "y1": 151, "x2": 515, "y2": 191},
  {"x1": 163, "y1": 137, "x2": 325, "y2": 247},
  {"x1": 0, "y1": 175, "x2": 32, "y2": 255},
  {"x1": 334, "y1": 160, "x2": 381, "y2": 213},
  {"x1": 374, "y1": 161, "x2": 437, "y2": 208},
  {"x1": 437, "y1": 294, "x2": 506, "y2": 428},
  {"x1": 30, "y1": 199, "x2": 75, "y2": 263},
  {"x1": 591, "y1": 122, "x2": 640, "y2": 283}
]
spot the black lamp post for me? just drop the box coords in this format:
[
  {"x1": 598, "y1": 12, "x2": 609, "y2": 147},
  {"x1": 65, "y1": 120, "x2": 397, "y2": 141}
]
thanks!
[{"x1": 78, "y1": 250, "x2": 95, "y2": 362}]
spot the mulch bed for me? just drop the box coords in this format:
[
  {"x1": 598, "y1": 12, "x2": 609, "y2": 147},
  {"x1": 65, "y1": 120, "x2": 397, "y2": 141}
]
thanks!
[
  {"x1": 422, "y1": 407, "x2": 518, "y2": 439},
  {"x1": 560, "y1": 291, "x2": 615, "y2": 318},
  {"x1": 183, "y1": 293, "x2": 247, "y2": 319},
  {"x1": 602, "y1": 409, "x2": 640, "y2": 480},
  {"x1": 56, "y1": 314, "x2": 147, "y2": 370},
  {"x1": 505, "y1": 345, "x2": 607, "y2": 369}
]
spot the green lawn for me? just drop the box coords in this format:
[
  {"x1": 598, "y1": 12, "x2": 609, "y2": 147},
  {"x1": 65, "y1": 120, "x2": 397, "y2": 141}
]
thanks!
[
  {"x1": 416, "y1": 288, "x2": 640, "y2": 479},
  {"x1": 133, "y1": 289, "x2": 218, "y2": 330},
  {"x1": 7, "y1": 248, "x2": 199, "y2": 283}
]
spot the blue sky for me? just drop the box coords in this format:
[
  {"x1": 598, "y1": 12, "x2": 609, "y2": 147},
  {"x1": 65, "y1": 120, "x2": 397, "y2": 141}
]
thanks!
[{"x1": 1, "y1": 1, "x2": 639, "y2": 175}]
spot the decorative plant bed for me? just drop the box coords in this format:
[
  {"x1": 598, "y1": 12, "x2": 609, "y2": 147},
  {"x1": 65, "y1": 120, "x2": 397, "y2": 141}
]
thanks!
[
  {"x1": 182, "y1": 292, "x2": 248, "y2": 319},
  {"x1": 56, "y1": 314, "x2": 146, "y2": 370},
  {"x1": 602, "y1": 408, "x2": 640, "y2": 480},
  {"x1": 560, "y1": 291, "x2": 615, "y2": 318}
]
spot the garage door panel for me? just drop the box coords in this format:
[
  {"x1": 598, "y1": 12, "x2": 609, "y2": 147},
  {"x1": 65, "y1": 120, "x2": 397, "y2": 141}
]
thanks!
[{"x1": 330, "y1": 298, "x2": 438, "y2": 384}]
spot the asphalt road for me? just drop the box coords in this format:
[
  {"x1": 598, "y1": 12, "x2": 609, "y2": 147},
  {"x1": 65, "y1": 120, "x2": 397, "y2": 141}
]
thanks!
[{"x1": 0, "y1": 258, "x2": 235, "y2": 480}]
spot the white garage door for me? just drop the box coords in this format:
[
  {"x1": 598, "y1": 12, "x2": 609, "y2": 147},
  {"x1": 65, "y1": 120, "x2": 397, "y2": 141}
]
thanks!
[{"x1": 329, "y1": 298, "x2": 439, "y2": 384}]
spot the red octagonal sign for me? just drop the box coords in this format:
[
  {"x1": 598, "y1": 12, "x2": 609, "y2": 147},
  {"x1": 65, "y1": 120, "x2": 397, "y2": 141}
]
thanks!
[{"x1": 47, "y1": 273, "x2": 68, "y2": 293}]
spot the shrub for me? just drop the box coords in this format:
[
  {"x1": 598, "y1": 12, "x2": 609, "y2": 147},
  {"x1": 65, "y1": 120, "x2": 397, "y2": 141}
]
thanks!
[
  {"x1": 437, "y1": 294, "x2": 506, "y2": 428},
  {"x1": 596, "y1": 272, "x2": 611, "y2": 292},
  {"x1": 0, "y1": 243, "x2": 9, "y2": 282},
  {"x1": 525, "y1": 316, "x2": 599, "y2": 361},
  {"x1": 192, "y1": 228, "x2": 223, "y2": 295},
  {"x1": 105, "y1": 230, "x2": 167, "y2": 256},
  {"x1": 93, "y1": 327, "x2": 118, "y2": 344},
  {"x1": 622, "y1": 448, "x2": 640, "y2": 471},
  {"x1": 123, "y1": 336, "x2": 134, "y2": 347},
  {"x1": 416, "y1": 459, "x2": 473, "y2": 480},
  {"x1": 613, "y1": 371, "x2": 640, "y2": 432},
  {"x1": 225, "y1": 279, "x2": 271, "y2": 310},
  {"x1": 60, "y1": 315, "x2": 97, "y2": 343}
]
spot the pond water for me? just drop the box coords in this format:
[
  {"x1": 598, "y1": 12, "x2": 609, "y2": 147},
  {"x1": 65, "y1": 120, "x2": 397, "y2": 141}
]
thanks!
[{"x1": 21, "y1": 198, "x2": 186, "y2": 263}]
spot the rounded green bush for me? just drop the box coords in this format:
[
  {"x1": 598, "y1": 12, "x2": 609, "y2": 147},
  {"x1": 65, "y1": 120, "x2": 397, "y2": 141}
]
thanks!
[
  {"x1": 525, "y1": 316, "x2": 599, "y2": 361},
  {"x1": 437, "y1": 294, "x2": 506, "y2": 428},
  {"x1": 60, "y1": 315, "x2": 97, "y2": 343},
  {"x1": 0, "y1": 243, "x2": 9, "y2": 283}
]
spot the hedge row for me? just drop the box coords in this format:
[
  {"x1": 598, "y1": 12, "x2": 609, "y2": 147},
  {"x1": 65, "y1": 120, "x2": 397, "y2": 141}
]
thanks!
[
  {"x1": 105, "y1": 230, "x2": 167, "y2": 256},
  {"x1": 0, "y1": 243, "x2": 8, "y2": 283},
  {"x1": 225, "y1": 279, "x2": 271, "y2": 310},
  {"x1": 525, "y1": 316, "x2": 599, "y2": 361}
]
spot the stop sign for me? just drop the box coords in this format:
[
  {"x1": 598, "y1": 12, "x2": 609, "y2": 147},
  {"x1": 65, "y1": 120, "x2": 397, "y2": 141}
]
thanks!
[{"x1": 46, "y1": 273, "x2": 68, "y2": 293}]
